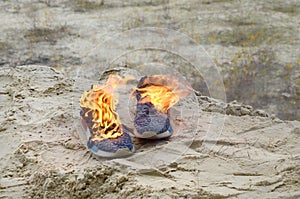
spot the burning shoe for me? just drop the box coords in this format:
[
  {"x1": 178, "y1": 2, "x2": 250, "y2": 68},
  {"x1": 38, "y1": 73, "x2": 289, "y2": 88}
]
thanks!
[
  {"x1": 79, "y1": 75, "x2": 134, "y2": 158},
  {"x1": 133, "y1": 75, "x2": 191, "y2": 139},
  {"x1": 80, "y1": 109, "x2": 134, "y2": 158}
]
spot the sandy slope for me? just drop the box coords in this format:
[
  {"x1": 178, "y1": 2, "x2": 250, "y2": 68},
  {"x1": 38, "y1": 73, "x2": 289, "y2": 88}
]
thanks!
[{"x1": 0, "y1": 65, "x2": 299, "y2": 198}]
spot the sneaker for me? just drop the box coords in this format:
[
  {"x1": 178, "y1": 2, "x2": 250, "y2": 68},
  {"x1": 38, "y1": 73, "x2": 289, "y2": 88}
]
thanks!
[
  {"x1": 134, "y1": 102, "x2": 173, "y2": 139},
  {"x1": 133, "y1": 76, "x2": 175, "y2": 139},
  {"x1": 80, "y1": 85, "x2": 134, "y2": 158}
]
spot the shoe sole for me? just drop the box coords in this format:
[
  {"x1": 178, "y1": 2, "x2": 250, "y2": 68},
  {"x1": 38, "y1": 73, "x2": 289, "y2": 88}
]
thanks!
[
  {"x1": 80, "y1": 117, "x2": 134, "y2": 158},
  {"x1": 90, "y1": 145, "x2": 135, "y2": 158},
  {"x1": 133, "y1": 129, "x2": 172, "y2": 139}
]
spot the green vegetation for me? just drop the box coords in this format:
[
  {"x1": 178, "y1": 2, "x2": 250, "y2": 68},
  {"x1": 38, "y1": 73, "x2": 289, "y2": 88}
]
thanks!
[
  {"x1": 226, "y1": 16, "x2": 258, "y2": 26},
  {"x1": 0, "y1": 41, "x2": 10, "y2": 51},
  {"x1": 269, "y1": 3, "x2": 300, "y2": 15},
  {"x1": 24, "y1": 26, "x2": 70, "y2": 44},
  {"x1": 206, "y1": 25, "x2": 296, "y2": 46},
  {"x1": 71, "y1": 0, "x2": 169, "y2": 11},
  {"x1": 223, "y1": 49, "x2": 273, "y2": 98},
  {"x1": 221, "y1": 49, "x2": 299, "y2": 120},
  {"x1": 123, "y1": 18, "x2": 142, "y2": 30},
  {"x1": 74, "y1": 0, "x2": 104, "y2": 11},
  {"x1": 202, "y1": 0, "x2": 233, "y2": 4}
]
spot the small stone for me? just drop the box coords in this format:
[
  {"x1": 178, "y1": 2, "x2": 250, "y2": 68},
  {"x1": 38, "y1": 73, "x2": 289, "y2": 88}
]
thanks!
[
  {"x1": 169, "y1": 162, "x2": 178, "y2": 168},
  {"x1": 7, "y1": 111, "x2": 14, "y2": 116},
  {"x1": 253, "y1": 109, "x2": 269, "y2": 117},
  {"x1": 244, "y1": 105, "x2": 253, "y2": 110},
  {"x1": 77, "y1": 182, "x2": 86, "y2": 190},
  {"x1": 208, "y1": 104, "x2": 226, "y2": 114},
  {"x1": 231, "y1": 100, "x2": 238, "y2": 104},
  {"x1": 43, "y1": 178, "x2": 55, "y2": 189},
  {"x1": 226, "y1": 104, "x2": 241, "y2": 116},
  {"x1": 241, "y1": 107, "x2": 251, "y2": 115},
  {"x1": 0, "y1": 88, "x2": 9, "y2": 94},
  {"x1": 64, "y1": 141, "x2": 79, "y2": 150},
  {"x1": 117, "y1": 176, "x2": 127, "y2": 184},
  {"x1": 199, "y1": 96, "x2": 211, "y2": 102},
  {"x1": 6, "y1": 116, "x2": 16, "y2": 121},
  {"x1": 231, "y1": 104, "x2": 241, "y2": 110},
  {"x1": 77, "y1": 174, "x2": 85, "y2": 180}
]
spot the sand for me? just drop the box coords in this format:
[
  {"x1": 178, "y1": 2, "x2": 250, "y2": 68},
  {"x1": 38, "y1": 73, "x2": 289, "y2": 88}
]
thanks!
[{"x1": 0, "y1": 65, "x2": 299, "y2": 198}]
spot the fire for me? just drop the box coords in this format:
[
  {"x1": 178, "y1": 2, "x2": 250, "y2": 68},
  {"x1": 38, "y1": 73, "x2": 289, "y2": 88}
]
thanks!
[
  {"x1": 80, "y1": 74, "x2": 133, "y2": 141},
  {"x1": 136, "y1": 75, "x2": 191, "y2": 113}
]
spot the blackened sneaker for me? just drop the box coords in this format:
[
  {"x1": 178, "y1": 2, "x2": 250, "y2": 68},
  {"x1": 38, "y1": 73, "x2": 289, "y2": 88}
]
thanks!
[{"x1": 80, "y1": 84, "x2": 134, "y2": 158}]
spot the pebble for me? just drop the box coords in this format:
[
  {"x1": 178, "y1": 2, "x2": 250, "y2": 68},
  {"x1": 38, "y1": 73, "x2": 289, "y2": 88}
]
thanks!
[
  {"x1": 241, "y1": 107, "x2": 251, "y2": 115},
  {"x1": 254, "y1": 109, "x2": 269, "y2": 117},
  {"x1": 6, "y1": 116, "x2": 16, "y2": 121},
  {"x1": 199, "y1": 95, "x2": 269, "y2": 118},
  {"x1": 0, "y1": 88, "x2": 9, "y2": 94},
  {"x1": 117, "y1": 176, "x2": 128, "y2": 184}
]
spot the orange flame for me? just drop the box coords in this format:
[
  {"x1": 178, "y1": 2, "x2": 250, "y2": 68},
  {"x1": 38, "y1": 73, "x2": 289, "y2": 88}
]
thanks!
[
  {"x1": 136, "y1": 75, "x2": 191, "y2": 113},
  {"x1": 80, "y1": 74, "x2": 133, "y2": 141}
]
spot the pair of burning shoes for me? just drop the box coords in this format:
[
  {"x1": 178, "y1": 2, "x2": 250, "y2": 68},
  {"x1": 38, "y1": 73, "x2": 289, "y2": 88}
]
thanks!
[{"x1": 80, "y1": 75, "x2": 183, "y2": 158}]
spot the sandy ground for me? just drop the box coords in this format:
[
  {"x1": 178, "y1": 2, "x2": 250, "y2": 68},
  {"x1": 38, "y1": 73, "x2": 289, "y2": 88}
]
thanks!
[
  {"x1": 0, "y1": 65, "x2": 299, "y2": 198},
  {"x1": 0, "y1": 0, "x2": 300, "y2": 198}
]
